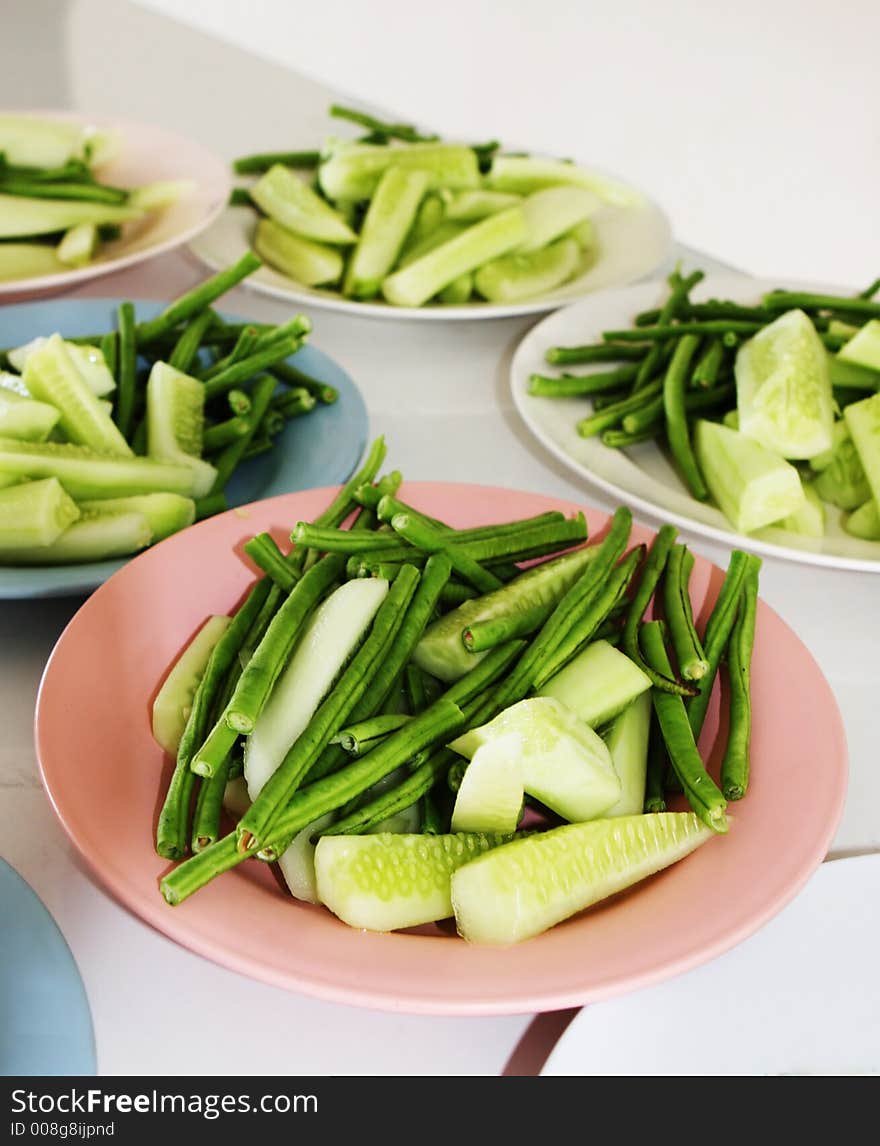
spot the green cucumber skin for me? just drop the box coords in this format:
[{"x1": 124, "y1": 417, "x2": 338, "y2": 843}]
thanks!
[
  {"x1": 0, "y1": 476, "x2": 80, "y2": 548},
  {"x1": 474, "y1": 237, "x2": 580, "y2": 304},
  {"x1": 0, "y1": 192, "x2": 142, "y2": 238},
  {"x1": 254, "y1": 218, "x2": 344, "y2": 287},
  {"x1": 845, "y1": 499, "x2": 880, "y2": 540},
  {"x1": 0, "y1": 439, "x2": 198, "y2": 499},
  {"x1": 345, "y1": 167, "x2": 429, "y2": 299},
  {"x1": 844, "y1": 392, "x2": 880, "y2": 508},
  {"x1": 319, "y1": 142, "x2": 480, "y2": 202},
  {"x1": 79, "y1": 493, "x2": 195, "y2": 542},
  {"x1": 538, "y1": 640, "x2": 652, "y2": 729},
  {"x1": 0, "y1": 510, "x2": 151, "y2": 564},
  {"x1": 602, "y1": 691, "x2": 652, "y2": 817},
  {"x1": 251, "y1": 164, "x2": 357, "y2": 245},
  {"x1": 152, "y1": 615, "x2": 232, "y2": 756}
]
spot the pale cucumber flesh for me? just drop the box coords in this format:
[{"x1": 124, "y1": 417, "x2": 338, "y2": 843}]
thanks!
[
  {"x1": 9, "y1": 340, "x2": 116, "y2": 396},
  {"x1": 0, "y1": 193, "x2": 142, "y2": 239},
  {"x1": 278, "y1": 812, "x2": 337, "y2": 903},
  {"x1": 844, "y1": 392, "x2": 880, "y2": 507},
  {"x1": 442, "y1": 189, "x2": 521, "y2": 221},
  {"x1": 344, "y1": 167, "x2": 428, "y2": 298},
  {"x1": 451, "y1": 737, "x2": 523, "y2": 834},
  {"x1": 319, "y1": 141, "x2": 480, "y2": 202},
  {"x1": 538, "y1": 640, "x2": 651, "y2": 728},
  {"x1": 251, "y1": 165, "x2": 356, "y2": 245},
  {"x1": 451, "y1": 813, "x2": 713, "y2": 945},
  {"x1": 602, "y1": 691, "x2": 652, "y2": 817},
  {"x1": 152, "y1": 615, "x2": 232, "y2": 755},
  {"x1": 0, "y1": 243, "x2": 66, "y2": 282},
  {"x1": 474, "y1": 237, "x2": 580, "y2": 303},
  {"x1": 0, "y1": 476, "x2": 80, "y2": 548},
  {"x1": 254, "y1": 218, "x2": 344, "y2": 287},
  {"x1": 0, "y1": 510, "x2": 151, "y2": 564},
  {"x1": 57, "y1": 223, "x2": 99, "y2": 268},
  {"x1": 0, "y1": 116, "x2": 83, "y2": 167},
  {"x1": 770, "y1": 482, "x2": 826, "y2": 537},
  {"x1": 837, "y1": 319, "x2": 880, "y2": 372},
  {"x1": 845, "y1": 499, "x2": 880, "y2": 540},
  {"x1": 0, "y1": 439, "x2": 198, "y2": 499},
  {"x1": 146, "y1": 362, "x2": 216, "y2": 498},
  {"x1": 0, "y1": 394, "x2": 60, "y2": 442},
  {"x1": 315, "y1": 831, "x2": 513, "y2": 931},
  {"x1": 79, "y1": 493, "x2": 195, "y2": 542},
  {"x1": 485, "y1": 156, "x2": 641, "y2": 206},
  {"x1": 517, "y1": 187, "x2": 602, "y2": 252}
]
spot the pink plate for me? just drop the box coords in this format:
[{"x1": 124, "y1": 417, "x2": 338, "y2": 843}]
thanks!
[{"x1": 35, "y1": 484, "x2": 848, "y2": 1016}]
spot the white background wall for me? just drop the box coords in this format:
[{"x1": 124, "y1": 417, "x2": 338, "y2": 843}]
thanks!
[{"x1": 127, "y1": 0, "x2": 880, "y2": 286}]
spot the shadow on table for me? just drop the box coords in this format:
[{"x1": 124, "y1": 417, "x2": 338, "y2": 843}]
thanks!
[{"x1": 502, "y1": 1007, "x2": 581, "y2": 1076}]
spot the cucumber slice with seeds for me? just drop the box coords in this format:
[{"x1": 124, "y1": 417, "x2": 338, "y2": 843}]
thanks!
[
  {"x1": 344, "y1": 166, "x2": 428, "y2": 299},
  {"x1": 145, "y1": 362, "x2": 216, "y2": 498},
  {"x1": 0, "y1": 509, "x2": 151, "y2": 564},
  {"x1": 517, "y1": 187, "x2": 602, "y2": 252},
  {"x1": 152, "y1": 615, "x2": 232, "y2": 755},
  {"x1": 251, "y1": 165, "x2": 357, "y2": 245},
  {"x1": 474, "y1": 237, "x2": 580, "y2": 303},
  {"x1": 79, "y1": 492, "x2": 195, "y2": 542},
  {"x1": 0, "y1": 438, "x2": 198, "y2": 499},
  {"x1": 318, "y1": 140, "x2": 480, "y2": 202},
  {"x1": 0, "y1": 392, "x2": 60, "y2": 442},
  {"x1": 9, "y1": 339, "x2": 115, "y2": 396},
  {"x1": 451, "y1": 736, "x2": 523, "y2": 834},
  {"x1": 254, "y1": 218, "x2": 344, "y2": 287},
  {"x1": 0, "y1": 477, "x2": 79, "y2": 548}
]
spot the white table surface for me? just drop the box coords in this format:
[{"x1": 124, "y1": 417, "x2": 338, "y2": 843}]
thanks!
[{"x1": 2, "y1": 0, "x2": 878, "y2": 1077}]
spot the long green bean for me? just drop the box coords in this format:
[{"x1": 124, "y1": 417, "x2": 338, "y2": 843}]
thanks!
[
  {"x1": 201, "y1": 339, "x2": 299, "y2": 402},
  {"x1": 209, "y1": 374, "x2": 277, "y2": 494},
  {"x1": 528, "y1": 365, "x2": 639, "y2": 398},
  {"x1": 99, "y1": 331, "x2": 117, "y2": 378},
  {"x1": 762, "y1": 289, "x2": 880, "y2": 319},
  {"x1": 332, "y1": 713, "x2": 412, "y2": 755},
  {"x1": 167, "y1": 309, "x2": 215, "y2": 373},
  {"x1": 607, "y1": 320, "x2": 764, "y2": 342},
  {"x1": 691, "y1": 338, "x2": 725, "y2": 388},
  {"x1": 720, "y1": 566, "x2": 759, "y2": 801},
  {"x1": 601, "y1": 426, "x2": 659, "y2": 448},
  {"x1": 631, "y1": 269, "x2": 704, "y2": 392},
  {"x1": 389, "y1": 513, "x2": 503, "y2": 593},
  {"x1": 643, "y1": 718, "x2": 668, "y2": 813},
  {"x1": 462, "y1": 599, "x2": 553, "y2": 652},
  {"x1": 203, "y1": 416, "x2": 250, "y2": 452},
  {"x1": 576, "y1": 379, "x2": 663, "y2": 437},
  {"x1": 202, "y1": 326, "x2": 260, "y2": 379},
  {"x1": 244, "y1": 533, "x2": 299, "y2": 592},
  {"x1": 663, "y1": 544, "x2": 708, "y2": 680},
  {"x1": 269, "y1": 361, "x2": 339, "y2": 405},
  {"x1": 622, "y1": 381, "x2": 736, "y2": 435},
  {"x1": 663, "y1": 334, "x2": 708, "y2": 500},
  {"x1": 191, "y1": 758, "x2": 229, "y2": 853},
  {"x1": 233, "y1": 150, "x2": 321, "y2": 174},
  {"x1": 114, "y1": 301, "x2": 136, "y2": 439},
  {"x1": 136, "y1": 252, "x2": 261, "y2": 343},
  {"x1": 544, "y1": 342, "x2": 646, "y2": 366},
  {"x1": 329, "y1": 103, "x2": 437, "y2": 143}
]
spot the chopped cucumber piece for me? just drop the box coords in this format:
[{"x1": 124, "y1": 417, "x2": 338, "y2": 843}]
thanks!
[
  {"x1": 474, "y1": 236, "x2": 580, "y2": 303},
  {"x1": 396, "y1": 220, "x2": 467, "y2": 269},
  {"x1": 79, "y1": 492, "x2": 195, "y2": 541},
  {"x1": 451, "y1": 812, "x2": 713, "y2": 945},
  {"x1": 484, "y1": 155, "x2": 641, "y2": 206},
  {"x1": 24, "y1": 334, "x2": 131, "y2": 455},
  {"x1": 772, "y1": 482, "x2": 826, "y2": 537},
  {"x1": 441, "y1": 189, "x2": 522, "y2": 222},
  {"x1": 315, "y1": 831, "x2": 512, "y2": 932},
  {"x1": 251, "y1": 165, "x2": 357, "y2": 245},
  {"x1": 517, "y1": 187, "x2": 602, "y2": 253},
  {"x1": 844, "y1": 391, "x2": 880, "y2": 506},
  {"x1": 845, "y1": 499, "x2": 880, "y2": 540},
  {"x1": 8, "y1": 339, "x2": 115, "y2": 396},
  {"x1": 127, "y1": 180, "x2": 194, "y2": 211},
  {"x1": 0, "y1": 372, "x2": 30, "y2": 398},
  {"x1": 538, "y1": 640, "x2": 652, "y2": 728},
  {"x1": 319, "y1": 140, "x2": 480, "y2": 202},
  {"x1": 0, "y1": 438, "x2": 198, "y2": 499},
  {"x1": 0, "y1": 193, "x2": 142, "y2": 239},
  {"x1": 808, "y1": 420, "x2": 850, "y2": 472},
  {"x1": 152, "y1": 615, "x2": 232, "y2": 755},
  {"x1": 693, "y1": 419, "x2": 806, "y2": 532},
  {"x1": 407, "y1": 192, "x2": 446, "y2": 245},
  {"x1": 244, "y1": 578, "x2": 389, "y2": 792},
  {"x1": 414, "y1": 544, "x2": 599, "y2": 682},
  {"x1": 828, "y1": 319, "x2": 860, "y2": 339},
  {"x1": 57, "y1": 222, "x2": 99, "y2": 268},
  {"x1": 735, "y1": 309, "x2": 834, "y2": 459},
  {"x1": 278, "y1": 813, "x2": 337, "y2": 904},
  {"x1": 602, "y1": 691, "x2": 652, "y2": 817},
  {"x1": 567, "y1": 218, "x2": 596, "y2": 250},
  {"x1": 838, "y1": 319, "x2": 880, "y2": 372},
  {"x1": 382, "y1": 207, "x2": 527, "y2": 307},
  {"x1": 0, "y1": 392, "x2": 60, "y2": 441},
  {"x1": 80, "y1": 127, "x2": 122, "y2": 169},
  {"x1": 828, "y1": 354, "x2": 880, "y2": 391},
  {"x1": 0, "y1": 115, "x2": 83, "y2": 167},
  {"x1": 0, "y1": 477, "x2": 79, "y2": 548},
  {"x1": 451, "y1": 737, "x2": 523, "y2": 834},
  {"x1": 0, "y1": 509, "x2": 151, "y2": 564},
  {"x1": 0, "y1": 243, "x2": 66, "y2": 282},
  {"x1": 344, "y1": 166, "x2": 428, "y2": 299},
  {"x1": 437, "y1": 272, "x2": 473, "y2": 304},
  {"x1": 722, "y1": 409, "x2": 739, "y2": 430},
  {"x1": 254, "y1": 218, "x2": 344, "y2": 286},
  {"x1": 145, "y1": 362, "x2": 216, "y2": 498},
  {"x1": 449, "y1": 697, "x2": 621, "y2": 823}
]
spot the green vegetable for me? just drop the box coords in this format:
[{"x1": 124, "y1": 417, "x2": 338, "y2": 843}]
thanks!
[
  {"x1": 344, "y1": 166, "x2": 428, "y2": 298},
  {"x1": 538, "y1": 639, "x2": 651, "y2": 727},
  {"x1": 253, "y1": 218, "x2": 344, "y2": 286},
  {"x1": 474, "y1": 237, "x2": 580, "y2": 303},
  {"x1": 0, "y1": 115, "x2": 86, "y2": 168},
  {"x1": 837, "y1": 320, "x2": 880, "y2": 372},
  {"x1": 663, "y1": 334, "x2": 708, "y2": 499},
  {"x1": 843, "y1": 391, "x2": 880, "y2": 506},
  {"x1": 318, "y1": 141, "x2": 480, "y2": 202},
  {"x1": 0, "y1": 192, "x2": 141, "y2": 237},
  {"x1": 518, "y1": 187, "x2": 601, "y2": 252},
  {"x1": 720, "y1": 567, "x2": 758, "y2": 801},
  {"x1": 251, "y1": 164, "x2": 357, "y2": 244},
  {"x1": 545, "y1": 342, "x2": 645, "y2": 367},
  {"x1": 233, "y1": 150, "x2": 321, "y2": 175},
  {"x1": 145, "y1": 362, "x2": 216, "y2": 498},
  {"x1": 845, "y1": 499, "x2": 880, "y2": 540},
  {"x1": 0, "y1": 438, "x2": 198, "y2": 498},
  {"x1": 441, "y1": 189, "x2": 521, "y2": 221},
  {"x1": 127, "y1": 180, "x2": 192, "y2": 211},
  {"x1": 151, "y1": 616, "x2": 232, "y2": 756},
  {"x1": 450, "y1": 739, "x2": 523, "y2": 834},
  {"x1": 484, "y1": 155, "x2": 640, "y2": 206},
  {"x1": 662, "y1": 544, "x2": 708, "y2": 680},
  {"x1": 56, "y1": 222, "x2": 98, "y2": 267},
  {"x1": 813, "y1": 423, "x2": 871, "y2": 509},
  {"x1": 769, "y1": 482, "x2": 825, "y2": 537},
  {"x1": 79, "y1": 493, "x2": 195, "y2": 542},
  {"x1": 0, "y1": 243, "x2": 65, "y2": 281},
  {"x1": 527, "y1": 364, "x2": 638, "y2": 398},
  {"x1": 0, "y1": 509, "x2": 151, "y2": 564},
  {"x1": 0, "y1": 391, "x2": 59, "y2": 441},
  {"x1": 113, "y1": 301, "x2": 137, "y2": 440},
  {"x1": 136, "y1": 252, "x2": 262, "y2": 344},
  {"x1": 0, "y1": 477, "x2": 79, "y2": 548},
  {"x1": 437, "y1": 273, "x2": 473, "y2": 304},
  {"x1": 603, "y1": 691, "x2": 652, "y2": 817}
]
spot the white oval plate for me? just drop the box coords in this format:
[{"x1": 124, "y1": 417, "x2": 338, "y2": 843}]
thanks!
[
  {"x1": 188, "y1": 171, "x2": 672, "y2": 321},
  {"x1": 511, "y1": 274, "x2": 880, "y2": 571},
  {"x1": 542, "y1": 853, "x2": 880, "y2": 1076},
  {"x1": 0, "y1": 111, "x2": 230, "y2": 298}
]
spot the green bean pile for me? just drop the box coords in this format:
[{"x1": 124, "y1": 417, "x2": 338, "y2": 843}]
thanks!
[{"x1": 156, "y1": 437, "x2": 761, "y2": 908}]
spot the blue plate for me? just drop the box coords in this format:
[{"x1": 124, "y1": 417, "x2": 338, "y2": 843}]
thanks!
[
  {"x1": 0, "y1": 299, "x2": 369, "y2": 598},
  {"x1": 0, "y1": 858, "x2": 96, "y2": 1075}
]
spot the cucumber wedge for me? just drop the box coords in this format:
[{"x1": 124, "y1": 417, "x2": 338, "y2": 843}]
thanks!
[
  {"x1": 254, "y1": 218, "x2": 344, "y2": 287},
  {"x1": 843, "y1": 392, "x2": 880, "y2": 506},
  {"x1": 602, "y1": 691, "x2": 652, "y2": 817},
  {"x1": 437, "y1": 273, "x2": 473, "y2": 304},
  {"x1": 838, "y1": 319, "x2": 880, "y2": 372},
  {"x1": 278, "y1": 812, "x2": 337, "y2": 903},
  {"x1": 0, "y1": 193, "x2": 143, "y2": 239},
  {"x1": 451, "y1": 812, "x2": 714, "y2": 944},
  {"x1": 441, "y1": 189, "x2": 522, "y2": 222},
  {"x1": 484, "y1": 155, "x2": 641, "y2": 206},
  {"x1": 0, "y1": 115, "x2": 84, "y2": 167},
  {"x1": 57, "y1": 222, "x2": 99, "y2": 268},
  {"x1": 145, "y1": 362, "x2": 216, "y2": 498},
  {"x1": 451, "y1": 737, "x2": 523, "y2": 834},
  {"x1": 319, "y1": 140, "x2": 480, "y2": 202},
  {"x1": 315, "y1": 831, "x2": 513, "y2": 931},
  {"x1": 9, "y1": 339, "x2": 115, "y2": 396},
  {"x1": 0, "y1": 372, "x2": 30, "y2": 398},
  {"x1": 396, "y1": 220, "x2": 467, "y2": 269},
  {"x1": 127, "y1": 180, "x2": 194, "y2": 211},
  {"x1": 414, "y1": 544, "x2": 600, "y2": 682},
  {"x1": 845, "y1": 499, "x2": 880, "y2": 540},
  {"x1": 382, "y1": 207, "x2": 528, "y2": 307},
  {"x1": 0, "y1": 243, "x2": 66, "y2": 282},
  {"x1": 474, "y1": 237, "x2": 580, "y2": 303},
  {"x1": 251, "y1": 165, "x2": 357, "y2": 245},
  {"x1": 0, "y1": 438, "x2": 198, "y2": 499},
  {"x1": 0, "y1": 477, "x2": 79, "y2": 548},
  {"x1": 0, "y1": 509, "x2": 151, "y2": 564},
  {"x1": 24, "y1": 334, "x2": 131, "y2": 455},
  {"x1": 449, "y1": 697, "x2": 621, "y2": 823},
  {"x1": 344, "y1": 167, "x2": 428, "y2": 299},
  {"x1": 152, "y1": 615, "x2": 232, "y2": 755},
  {"x1": 518, "y1": 187, "x2": 602, "y2": 252},
  {"x1": 0, "y1": 392, "x2": 60, "y2": 442},
  {"x1": 539, "y1": 640, "x2": 652, "y2": 728},
  {"x1": 771, "y1": 482, "x2": 825, "y2": 537},
  {"x1": 735, "y1": 309, "x2": 834, "y2": 459},
  {"x1": 693, "y1": 419, "x2": 806, "y2": 532},
  {"x1": 79, "y1": 493, "x2": 195, "y2": 542}
]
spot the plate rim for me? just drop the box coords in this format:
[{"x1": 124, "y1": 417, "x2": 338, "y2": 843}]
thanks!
[
  {"x1": 35, "y1": 481, "x2": 849, "y2": 1015},
  {"x1": 510, "y1": 274, "x2": 880, "y2": 572}
]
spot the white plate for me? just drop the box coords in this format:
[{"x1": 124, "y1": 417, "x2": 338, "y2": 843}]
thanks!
[
  {"x1": 542, "y1": 853, "x2": 880, "y2": 1076},
  {"x1": 0, "y1": 111, "x2": 230, "y2": 298},
  {"x1": 511, "y1": 275, "x2": 880, "y2": 571},
  {"x1": 188, "y1": 172, "x2": 672, "y2": 321}
]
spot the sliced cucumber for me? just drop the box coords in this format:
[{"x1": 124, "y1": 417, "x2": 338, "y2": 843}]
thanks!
[
  {"x1": 80, "y1": 493, "x2": 195, "y2": 542},
  {"x1": 437, "y1": 273, "x2": 473, "y2": 304},
  {"x1": 771, "y1": 482, "x2": 826, "y2": 537},
  {"x1": 0, "y1": 477, "x2": 79, "y2": 548},
  {"x1": 145, "y1": 362, "x2": 216, "y2": 498},
  {"x1": 484, "y1": 155, "x2": 641, "y2": 206},
  {"x1": 451, "y1": 812, "x2": 714, "y2": 945},
  {"x1": 24, "y1": 334, "x2": 131, "y2": 455},
  {"x1": 344, "y1": 166, "x2": 428, "y2": 299},
  {"x1": 693, "y1": 419, "x2": 806, "y2": 532},
  {"x1": 0, "y1": 372, "x2": 30, "y2": 398},
  {"x1": 845, "y1": 499, "x2": 880, "y2": 540},
  {"x1": 315, "y1": 831, "x2": 512, "y2": 931},
  {"x1": 813, "y1": 429, "x2": 870, "y2": 509},
  {"x1": 0, "y1": 115, "x2": 83, "y2": 167},
  {"x1": 567, "y1": 218, "x2": 596, "y2": 250},
  {"x1": 0, "y1": 193, "x2": 142, "y2": 239},
  {"x1": 57, "y1": 222, "x2": 99, "y2": 268},
  {"x1": 838, "y1": 319, "x2": 880, "y2": 372},
  {"x1": 449, "y1": 697, "x2": 621, "y2": 823},
  {"x1": 127, "y1": 180, "x2": 194, "y2": 212},
  {"x1": 396, "y1": 220, "x2": 467, "y2": 269},
  {"x1": 252, "y1": 165, "x2": 356, "y2": 245},
  {"x1": 808, "y1": 420, "x2": 850, "y2": 472},
  {"x1": 407, "y1": 192, "x2": 445, "y2": 245},
  {"x1": 414, "y1": 544, "x2": 599, "y2": 682},
  {"x1": 0, "y1": 509, "x2": 151, "y2": 564},
  {"x1": 254, "y1": 218, "x2": 344, "y2": 287},
  {"x1": 474, "y1": 237, "x2": 580, "y2": 303},
  {"x1": 441, "y1": 189, "x2": 522, "y2": 222},
  {"x1": 735, "y1": 309, "x2": 834, "y2": 459},
  {"x1": 0, "y1": 438, "x2": 198, "y2": 499},
  {"x1": 152, "y1": 615, "x2": 232, "y2": 755},
  {"x1": 829, "y1": 354, "x2": 880, "y2": 390},
  {"x1": 277, "y1": 812, "x2": 337, "y2": 903},
  {"x1": 538, "y1": 640, "x2": 652, "y2": 728},
  {"x1": 9, "y1": 339, "x2": 115, "y2": 396},
  {"x1": 0, "y1": 392, "x2": 60, "y2": 442},
  {"x1": 382, "y1": 207, "x2": 528, "y2": 308},
  {"x1": 843, "y1": 391, "x2": 880, "y2": 506},
  {"x1": 0, "y1": 243, "x2": 66, "y2": 282},
  {"x1": 244, "y1": 578, "x2": 389, "y2": 798},
  {"x1": 518, "y1": 187, "x2": 602, "y2": 253},
  {"x1": 318, "y1": 140, "x2": 480, "y2": 202},
  {"x1": 451, "y1": 737, "x2": 523, "y2": 834},
  {"x1": 602, "y1": 691, "x2": 652, "y2": 817}
]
